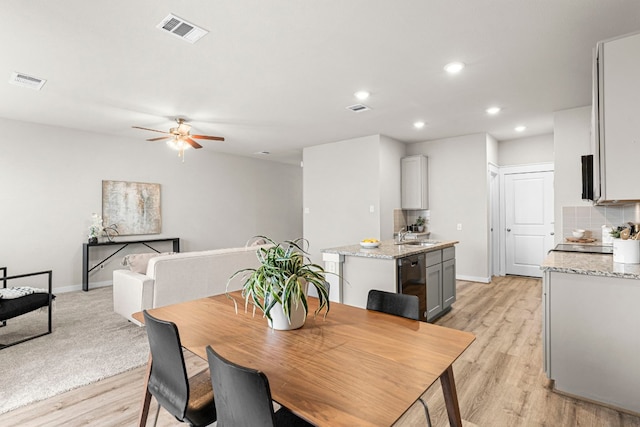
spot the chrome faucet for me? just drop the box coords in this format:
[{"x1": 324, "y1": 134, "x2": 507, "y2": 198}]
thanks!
[{"x1": 396, "y1": 227, "x2": 407, "y2": 243}]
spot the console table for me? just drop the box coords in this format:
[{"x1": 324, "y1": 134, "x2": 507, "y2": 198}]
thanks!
[{"x1": 82, "y1": 238, "x2": 180, "y2": 291}]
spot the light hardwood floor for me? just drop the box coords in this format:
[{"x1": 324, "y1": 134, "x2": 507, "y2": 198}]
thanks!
[{"x1": 2, "y1": 276, "x2": 638, "y2": 426}]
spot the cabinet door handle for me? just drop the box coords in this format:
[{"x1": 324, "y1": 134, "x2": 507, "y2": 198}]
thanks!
[
  {"x1": 507, "y1": 228, "x2": 511, "y2": 232},
  {"x1": 550, "y1": 232, "x2": 555, "y2": 235}
]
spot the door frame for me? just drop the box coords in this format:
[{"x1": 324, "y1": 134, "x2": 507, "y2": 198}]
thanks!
[
  {"x1": 497, "y1": 162, "x2": 554, "y2": 277},
  {"x1": 488, "y1": 163, "x2": 500, "y2": 278}
]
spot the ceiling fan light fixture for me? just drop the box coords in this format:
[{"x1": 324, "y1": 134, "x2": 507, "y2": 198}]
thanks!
[{"x1": 166, "y1": 137, "x2": 191, "y2": 151}]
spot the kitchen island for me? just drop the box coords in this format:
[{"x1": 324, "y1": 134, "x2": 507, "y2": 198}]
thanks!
[
  {"x1": 322, "y1": 239, "x2": 458, "y2": 321},
  {"x1": 541, "y1": 251, "x2": 640, "y2": 415}
]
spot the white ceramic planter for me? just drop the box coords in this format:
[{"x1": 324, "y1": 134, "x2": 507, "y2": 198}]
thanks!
[
  {"x1": 268, "y1": 299, "x2": 307, "y2": 330},
  {"x1": 613, "y1": 239, "x2": 640, "y2": 264},
  {"x1": 267, "y1": 279, "x2": 309, "y2": 330}
]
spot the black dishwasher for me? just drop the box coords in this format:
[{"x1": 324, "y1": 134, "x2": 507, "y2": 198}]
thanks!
[{"x1": 397, "y1": 254, "x2": 426, "y2": 321}]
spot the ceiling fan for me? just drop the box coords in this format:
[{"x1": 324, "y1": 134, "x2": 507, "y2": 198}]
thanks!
[{"x1": 132, "y1": 118, "x2": 225, "y2": 159}]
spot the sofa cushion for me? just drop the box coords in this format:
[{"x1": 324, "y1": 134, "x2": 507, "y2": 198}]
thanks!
[{"x1": 122, "y1": 252, "x2": 174, "y2": 274}]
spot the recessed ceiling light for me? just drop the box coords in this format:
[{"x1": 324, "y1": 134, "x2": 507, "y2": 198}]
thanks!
[
  {"x1": 413, "y1": 121, "x2": 426, "y2": 129},
  {"x1": 486, "y1": 107, "x2": 501, "y2": 115},
  {"x1": 515, "y1": 125, "x2": 526, "y2": 132},
  {"x1": 354, "y1": 91, "x2": 370, "y2": 100},
  {"x1": 444, "y1": 62, "x2": 465, "y2": 74}
]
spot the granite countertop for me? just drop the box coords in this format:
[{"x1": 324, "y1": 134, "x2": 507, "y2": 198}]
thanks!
[
  {"x1": 321, "y1": 239, "x2": 458, "y2": 260},
  {"x1": 541, "y1": 251, "x2": 640, "y2": 280}
]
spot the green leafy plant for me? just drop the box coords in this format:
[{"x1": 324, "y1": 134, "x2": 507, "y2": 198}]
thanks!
[
  {"x1": 416, "y1": 216, "x2": 425, "y2": 226},
  {"x1": 228, "y1": 236, "x2": 330, "y2": 325}
]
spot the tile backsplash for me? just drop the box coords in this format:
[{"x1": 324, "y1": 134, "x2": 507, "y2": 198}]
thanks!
[
  {"x1": 562, "y1": 204, "x2": 640, "y2": 241},
  {"x1": 393, "y1": 209, "x2": 429, "y2": 233}
]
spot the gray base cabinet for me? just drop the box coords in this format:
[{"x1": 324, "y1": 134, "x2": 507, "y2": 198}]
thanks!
[
  {"x1": 442, "y1": 258, "x2": 456, "y2": 310},
  {"x1": 543, "y1": 271, "x2": 640, "y2": 414},
  {"x1": 426, "y1": 247, "x2": 456, "y2": 321}
]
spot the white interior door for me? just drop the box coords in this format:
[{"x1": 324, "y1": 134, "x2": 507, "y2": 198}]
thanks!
[{"x1": 505, "y1": 171, "x2": 554, "y2": 277}]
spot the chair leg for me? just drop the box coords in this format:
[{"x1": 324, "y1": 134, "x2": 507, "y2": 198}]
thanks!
[
  {"x1": 419, "y1": 398, "x2": 432, "y2": 427},
  {"x1": 152, "y1": 401, "x2": 161, "y2": 427}
]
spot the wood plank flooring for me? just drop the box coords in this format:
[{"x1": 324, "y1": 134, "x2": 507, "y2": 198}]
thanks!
[{"x1": 1, "y1": 276, "x2": 638, "y2": 426}]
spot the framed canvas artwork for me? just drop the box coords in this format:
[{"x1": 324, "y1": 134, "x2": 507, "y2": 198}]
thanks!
[{"x1": 102, "y1": 180, "x2": 161, "y2": 235}]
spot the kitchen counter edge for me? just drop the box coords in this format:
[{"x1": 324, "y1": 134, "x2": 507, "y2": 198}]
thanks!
[
  {"x1": 541, "y1": 251, "x2": 640, "y2": 280},
  {"x1": 321, "y1": 240, "x2": 459, "y2": 260}
]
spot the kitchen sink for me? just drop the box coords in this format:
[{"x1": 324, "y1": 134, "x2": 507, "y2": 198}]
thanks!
[{"x1": 397, "y1": 240, "x2": 440, "y2": 246}]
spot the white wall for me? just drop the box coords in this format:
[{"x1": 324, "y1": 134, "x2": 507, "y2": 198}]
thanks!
[
  {"x1": 302, "y1": 134, "x2": 404, "y2": 263},
  {"x1": 0, "y1": 118, "x2": 302, "y2": 291},
  {"x1": 379, "y1": 135, "x2": 405, "y2": 239},
  {"x1": 407, "y1": 133, "x2": 491, "y2": 282},
  {"x1": 553, "y1": 106, "x2": 593, "y2": 243},
  {"x1": 498, "y1": 133, "x2": 555, "y2": 166}
]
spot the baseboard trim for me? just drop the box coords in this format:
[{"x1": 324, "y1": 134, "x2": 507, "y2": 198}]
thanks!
[
  {"x1": 55, "y1": 281, "x2": 112, "y2": 294},
  {"x1": 456, "y1": 275, "x2": 491, "y2": 283}
]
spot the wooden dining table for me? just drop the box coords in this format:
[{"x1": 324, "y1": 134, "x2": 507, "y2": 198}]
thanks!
[{"x1": 134, "y1": 292, "x2": 475, "y2": 427}]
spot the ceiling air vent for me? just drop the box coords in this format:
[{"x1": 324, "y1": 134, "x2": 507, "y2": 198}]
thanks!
[
  {"x1": 157, "y1": 14, "x2": 208, "y2": 44},
  {"x1": 9, "y1": 72, "x2": 46, "y2": 90},
  {"x1": 346, "y1": 104, "x2": 371, "y2": 113}
]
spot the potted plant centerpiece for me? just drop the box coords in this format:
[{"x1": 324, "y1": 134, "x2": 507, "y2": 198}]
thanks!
[
  {"x1": 416, "y1": 216, "x2": 426, "y2": 233},
  {"x1": 228, "y1": 236, "x2": 330, "y2": 330}
]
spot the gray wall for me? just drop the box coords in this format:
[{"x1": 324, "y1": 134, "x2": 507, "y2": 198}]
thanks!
[
  {"x1": 0, "y1": 118, "x2": 302, "y2": 291},
  {"x1": 407, "y1": 133, "x2": 492, "y2": 282},
  {"x1": 553, "y1": 106, "x2": 593, "y2": 244},
  {"x1": 499, "y1": 133, "x2": 554, "y2": 166},
  {"x1": 302, "y1": 134, "x2": 404, "y2": 263}
]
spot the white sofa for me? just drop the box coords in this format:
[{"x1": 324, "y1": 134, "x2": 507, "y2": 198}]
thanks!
[{"x1": 113, "y1": 245, "x2": 268, "y2": 325}]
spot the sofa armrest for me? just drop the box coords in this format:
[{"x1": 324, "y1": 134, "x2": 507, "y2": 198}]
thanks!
[{"x1": 113, "y1": 269, "x2": 154, "y2": 326}]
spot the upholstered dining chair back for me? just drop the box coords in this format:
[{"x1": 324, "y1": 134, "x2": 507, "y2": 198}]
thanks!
[
  {"x1": 366, "y1": 289, "x2": 420, "y2": 320},
  {"x1": 206, "y1": 345, "x2": 313, "y2": 427},
  {"x1": 143, "y1": 310, "x2": 216, "y2": 427}
]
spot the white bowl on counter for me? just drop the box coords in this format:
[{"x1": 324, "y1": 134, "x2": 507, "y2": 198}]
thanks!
[
  {"x1": 572, "y1": 229, "x2": 585, "y2": 238},
  {"x1": 360, "y1": 241, "x2": 380, "y2": 248}
]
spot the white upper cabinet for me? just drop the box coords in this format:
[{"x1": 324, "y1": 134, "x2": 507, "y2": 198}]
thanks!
[
  {"x1": 595, "y1": 31, "x2": 640, "y2": 203},
  {"x1": 401, "y1": 155, "x2": 428, "y2": 209}
]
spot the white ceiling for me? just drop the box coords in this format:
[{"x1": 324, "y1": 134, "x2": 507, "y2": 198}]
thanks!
[{"x1": 2, "y1": 1, "x2": 640, "y2": 164}]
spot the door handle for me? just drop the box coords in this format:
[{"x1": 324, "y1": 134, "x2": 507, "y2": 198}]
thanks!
[
  {"x1": 550, "y1": 232, "x2": 555, "y2": 235},
  {"x1": 507, "y1": 228, "x2": 511, "y2": 232}
]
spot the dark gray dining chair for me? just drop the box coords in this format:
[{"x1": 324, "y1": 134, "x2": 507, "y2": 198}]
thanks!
[
  {"x1": 365, "y1": 289, "x2": 431, "y2": 426},
  {"x1": 143, "y1": 310, "x2": 217, "y2": 427},
  {"x1": 206, "y1": 345, "x2": 314, "y2": 427},
  {"x1": 366, "y1": 289, "x2": 420, "y2": 320}
]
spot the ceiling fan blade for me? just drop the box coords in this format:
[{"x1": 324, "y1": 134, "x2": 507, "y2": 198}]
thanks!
[
  {"x1": 191, "y1": 134, "x2": 225, "y2": 141},
  {"x1": 132, "y1": 126, "x2": 170, "y2": 134},
  {"x1": 185, "y1": 137, "x2": 203, "y2": 149},
  {"x1": 147, "y1": 136, "x2": 171, "y2": 142}
]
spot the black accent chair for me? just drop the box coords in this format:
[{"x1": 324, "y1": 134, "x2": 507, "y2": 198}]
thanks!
[
  {"x1": 366, "y1": 289, "x2": 420, "y2": 320},
  {"x1": 143, "y1": 310, "x2": 217, "y2": 427},
  {"x1": 206, "y1": 345, "x2": 314, "y2": 427},
  {"x1": 0, "y1": 267, "x2": 54, "y2": 349},
  {"x1": 365, "y1": 289, "x2": 431, "y2": 426}
]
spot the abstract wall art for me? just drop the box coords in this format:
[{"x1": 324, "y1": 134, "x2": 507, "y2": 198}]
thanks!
[{"x1": 102, "y1": 180, "x2": 161, "y2": 235}]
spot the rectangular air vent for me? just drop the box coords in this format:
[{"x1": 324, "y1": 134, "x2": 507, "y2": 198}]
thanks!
[
  {"x1": 346, "y1": 104, "x2": 371, "y2": 112},
  {"x1": 9, "y1": 72, "x2": 46, "y2": 90},
  {"x1": 157, "y1": 14, "x2": 208, "y2": 44}
]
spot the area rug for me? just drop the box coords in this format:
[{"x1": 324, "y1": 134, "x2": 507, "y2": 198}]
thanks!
[{"x1": 0, "y1": 286, "x2": 149, "y2": 414}]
